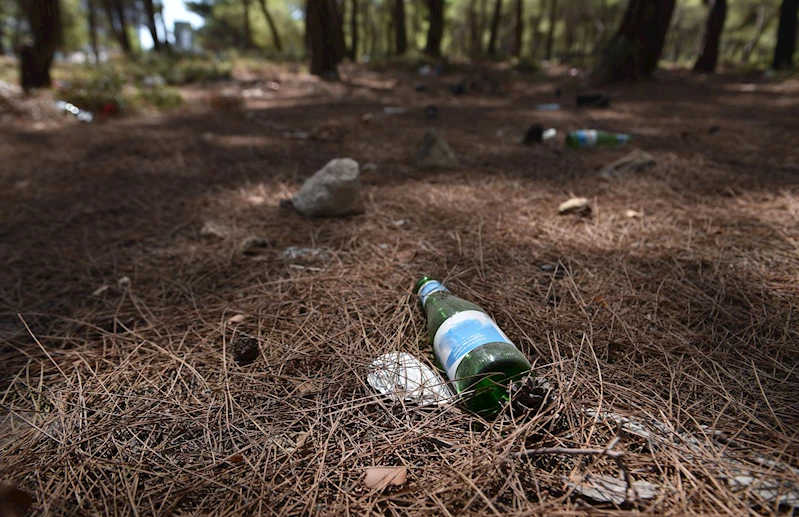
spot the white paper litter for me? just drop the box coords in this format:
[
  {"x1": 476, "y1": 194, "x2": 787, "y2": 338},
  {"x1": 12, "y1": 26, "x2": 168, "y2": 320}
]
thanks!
[
  {"x1": 567, "y1": 474, "x2": 658, "y2": 505},
  {"x1": 367, "y1": 352, "x2": 453, "y2": 406},
  {"x1": 585, "y1": 409, "x2": 799, "y2": 508},
  {"x1": 279, "y1": 246, "x2": 331, "y2": 260}
]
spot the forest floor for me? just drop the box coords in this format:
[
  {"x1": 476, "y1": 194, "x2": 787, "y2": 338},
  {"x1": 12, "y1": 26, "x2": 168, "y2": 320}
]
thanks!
[{"x1": 1, "y1": 63, "x2": 799, "y2": 516}]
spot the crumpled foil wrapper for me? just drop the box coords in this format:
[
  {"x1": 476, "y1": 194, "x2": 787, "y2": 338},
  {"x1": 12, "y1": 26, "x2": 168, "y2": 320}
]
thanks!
[{"x1": 367, "y1": 352, "x2": 453, "y2": 406}]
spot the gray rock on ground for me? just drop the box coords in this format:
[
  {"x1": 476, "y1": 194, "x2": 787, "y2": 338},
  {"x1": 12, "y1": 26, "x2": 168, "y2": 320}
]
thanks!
[
  {"x1": 416, "y1": 129, "x2": 459, "y2": 169},
  {"x1": 291, "y1": 158, "x2": 364, "y2": 217},
  {"x1": 599, "y1": 149, "x2": 656, "y2": 178}
]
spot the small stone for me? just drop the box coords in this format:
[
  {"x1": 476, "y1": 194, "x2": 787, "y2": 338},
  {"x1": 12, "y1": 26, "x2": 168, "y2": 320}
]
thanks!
[
  {"x1": 598, "y1": 149, "x2": 656, "y2": 179},
  {"x1": 558, "y1": 197, "x2": 591, "y2": 216},
  {"x1": 291, "y1": 158, "x2": 363, "y2": 217},
  {"x1": 416, "y1": 129, "x2": 459, "y2": 169},
  {"x1": 240, "y1": 236, "x2": 272, "y2": 256},
  {"x1": 231, "y1": 335, "x2": 259, "y2": 365}
]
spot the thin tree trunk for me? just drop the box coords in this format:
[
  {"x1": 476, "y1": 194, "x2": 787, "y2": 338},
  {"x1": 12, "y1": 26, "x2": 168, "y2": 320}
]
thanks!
[
  {"x1": 144, "y1": 0, "x2": 162, "y2": 51},
  {"x1": 424, "y1": 0, "x2": 444, "y2": 56},
  {"x1": 86, "y1": 0, "x2": 99, "y2": 61},
  {"x1": 101, "y1": 0, "x2": 132, "y2": 54},
  {"x1": 157, "y1": 5, "x2": 172, "y2": 53},
  {"x1": 113, "y1": 0, "x2": 132, "y2": 53},
  {"x1": 0, "y1": 2, "x2": 6, "y2": 56},
  {"x1": 544, "y1": 0, "x2": 557, "y2": 60},
  {"x1": 694, "y1": 0, "x2": 726, "y2": 72},
  {"x1": 20, "y1": 0, "x2": 61, "y2": 89},
  {"x1": 332, "y1": 0, "x2": 347, "y2": 61},
  {"x1": 468, "y1": 0, "x2": 480, "y2": 56},
  {"x1": 595, "y1": 0, "x2": 677, "y2": 81},
  {"x1": 772, "y1": 0, "x2": 798, "y2": 70},
  {"x1": 242, "y1": 0, "x2": 253, "y2": 49},
  {"x1": 530, "y1": 13, "x2": 543, "y2": 59},
  {"x1": 395, "y1": 0, "x2": 407, "y2": 54},
  {"x1": 349, "y1": 0, "x2": 358, "y2": 59},
  {"x1": 486, "y1": 0, "x2": 502, "y2": 56},
  {"x1": 510, "y1": 0, "x2": 523, "y2": 57},
  {"x1": 742, "y1": 5, "x2": 767, "y2": 63},
  {"x1": 257, "y1": 0, "x2": 283, "y2": 51}
]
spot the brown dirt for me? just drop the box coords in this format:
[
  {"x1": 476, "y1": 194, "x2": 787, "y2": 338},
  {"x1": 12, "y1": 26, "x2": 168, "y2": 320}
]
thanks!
[{"x1": 1, "y1": 64, "x2": 798, "y2": 516}]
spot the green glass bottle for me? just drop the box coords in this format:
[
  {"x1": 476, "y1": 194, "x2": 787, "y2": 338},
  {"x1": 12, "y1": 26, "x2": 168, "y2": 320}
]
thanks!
[
  {"x1": 413, "y1": 276, "x2": 532, "y2": 416},
  {"x1": 565, "y1": 129, "x2": 630, "y2": 148}
]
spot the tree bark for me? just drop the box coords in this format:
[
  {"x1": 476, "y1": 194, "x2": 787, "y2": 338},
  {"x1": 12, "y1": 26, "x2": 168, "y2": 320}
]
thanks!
[
  {"x1": 394, "y1": 0, "x2": 407, "y2": 54},
  {"x1": 113, "y1": 0, "x2": 132, "y2": 52},
  {"x1": 257, "y1": 0, "x2": 283, "y2": 51},
  {"x1": 0, "y1": 3, "x2": 6, "y2": 56},
  {"x1": 595, "y1": 0, "x2": 677, "y2": 82},
  {"x1": 693, "y1": 0, "x2": 726, "y2": 72},
  {"x1": 544, "y1": 0, "x2": 557, "y2": 60},
  {"x1": 772, "y1": 0, "x2": 798, "y2": 70},
  {"x1": 424, "y1": 0, "x2": 444, "y2": 56},
  {"x1": 20, "y1": 0, "x2": 61, "y2": 90},
  {"x1": 467, "y1": 0, "x2": 481, "y2": 56},
  {"x1": 349, "y1": 0, "x2": 358, "y2": 59},
  {"x1": 144, "y1": 0, "x2": 162, "y2": 51},
  {"x1": 742, "y1": 4, "x2": 767, "y2": 63},
  {"x1": 510, "y1": 0, "x2": 523, "y2": 57},
  {"x1": 102, "y1": 0, "x2": 132, "y2": 54},
  {"x1": 242, "y1": 0, "x2": 253, "y2": 49},
  {"x1": 486, "y1": 0, "x2": 502, "y2": 56},
  {"x1": 307, "y1": 0, "x2": 340, "y2": 78},
  {"x1": 86, "y1": 0, "x2": 100, "y2": 61}
]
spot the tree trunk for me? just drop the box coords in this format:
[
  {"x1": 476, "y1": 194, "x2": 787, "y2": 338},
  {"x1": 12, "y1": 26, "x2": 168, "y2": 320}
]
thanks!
[
  {"x1": 595, "y1": 0, "x2": 677, "y2": 82},
  {"x1": 544, "y1": 0, "x2": 557, "y2": 60},
  {"x1": 530, "y1": 13, "x2": 543, "y2": 59},
  {"x1": 395, "y1": 0, "x2": 407, "y2": 54},
  {"x1": 307, "y1": 0, "x2": 340, "y2": 78},
  {"x1": 86, "y1": 0, "x2": 100, "y2": 61},
  {"x1": 468, "y1": 0, "x2": 481, "y2": 56},
  {"x1": 742, "y1": 5, "x2": 766, "y2": 63},
  {"x1": 486, "y1": 0, "x2": 502, "y2": 56},
  {"x1": 772, "y1": 0, "x2": 799, "y2": 70},
  {"x1": 257, "y1": 0, "x2": 283, "y2": 51},
  {"x1": 242, "y1": 0, "x2": 253, "y2": 49},
  {"x1": 693, "y1": 0, "x2": 726, "y2": 72},
  {"x1": 349, "y1": 0, "x2": 358, "y2": 59},
  {"x1": 113, "y1": 0, "x2": 132, "y2": 52},
  {"x1": 102, "y1": 0, "x2": 131, "y2": 54},
  {"x1": 334, "y1": 0, "x2": 347, "y2": 61},
  {"x1": 424, "y1": 0, "x2": 444, "y2": 56},
  {"x1": 510, "y1": 0, "x2": 523, "y2": 57},
  {"x1": 144, "y1": 0, "x2": 162, "y2": 51},
  {"x1": 0, "y1": 4, "x2": 6, "y2": 56},
  {"x1": 20, "y1": 0, "x2": 61, "y2": 90}
]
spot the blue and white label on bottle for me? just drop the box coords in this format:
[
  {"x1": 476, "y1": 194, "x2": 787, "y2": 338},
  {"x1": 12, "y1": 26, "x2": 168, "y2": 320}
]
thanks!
[
  {"x1": 433, "y1": 310, "x2": 513, "y2": 380},
  {"x1": 418, "y1": 280, "x2": 449, "y2": 308},
  {"x1": 576, "y1": 129, "x2": 598, "y2": 147}
]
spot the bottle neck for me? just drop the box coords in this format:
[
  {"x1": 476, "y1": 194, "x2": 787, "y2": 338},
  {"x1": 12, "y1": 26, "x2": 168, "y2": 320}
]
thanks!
[{"x1": 417, "y1": 280, "x2": 449, "y2": 308}]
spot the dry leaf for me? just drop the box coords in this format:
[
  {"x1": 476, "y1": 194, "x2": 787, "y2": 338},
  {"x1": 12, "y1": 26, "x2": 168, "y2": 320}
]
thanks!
[
  {"x1": 567, "y1": 474, "x2": 658, "y2": 504},
  {"x1": 364, "y1": 467, "x2": 407, "y2": 489},
  {"x1": 291, "y1": 379, "x2": 319, "y2": 395},
  {"x1": 0, "y1": 482, "x2": 33, "y2": 517},
  {"x1": 229, "y1": 453, "x2": 244, "y2": 464},
  {"x1": 227, "y1": 314, "x2": 246, "y2": 324}
]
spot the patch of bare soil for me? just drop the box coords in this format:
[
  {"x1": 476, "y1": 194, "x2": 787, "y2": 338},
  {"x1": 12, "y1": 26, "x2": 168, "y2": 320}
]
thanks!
[{"x1": 1, "y1": 65, "x2": 798, "y2": 516}]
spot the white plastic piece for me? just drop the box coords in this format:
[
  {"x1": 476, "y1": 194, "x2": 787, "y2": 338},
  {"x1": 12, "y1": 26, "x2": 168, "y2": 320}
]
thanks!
[{"x1": 367, "y1": 352, "x2": 453, "y2": 406}]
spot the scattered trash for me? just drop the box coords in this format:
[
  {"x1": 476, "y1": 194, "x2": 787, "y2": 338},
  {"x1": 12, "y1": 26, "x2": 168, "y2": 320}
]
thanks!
[
  {"x1": 367, "y1": 352, "x2": 452, "y2": 406},
  {"x1": 598, "y1": 149, "x2": 656, "y2": 178},
  {"x1": 424, "y1": 104, "x2": 439, "y2": 120},
  {"x1": 540, "y1": 263, "x2": 566, "y2": 279},
  {"x1": 0, "y1": 482, "x2": 33, "y2": 517},
  {"x1": 449, "y1": 81, "x2": 466, "y2": 96},
  {"x1": 383, "y1": 106, "x2": 407, "y2": 115},
  {"x1": 92, "y1": 285, "x2": 110, "y2": 296},
  {"x1": 55, "y1": 100, "x2": 93, "y2": 122},
  {"x1": 291, "y1": 158, "x2": 364, "y2": 217},
  {"x1": 227, "y1": 314, "x2": 247, "y2": 324},
  {"x1": 413, "y1": 276, "x2": 532, "y2": 415},
  {"x1": 559, "y1": 197, "x2": 591, "y2": 216},
  {"x1": 708, "y1": 125, "x2": 721, "y2": 134},
  {"x1": 117, "y1": 276, "x2": 131, "y2": 287},
  {"x1": 576, "y1": 94, "x2": 611, "y2": 108},
  {"x1": 566, "y1": 130, "x2": 630, "y2": 148},
  {"x1": 241, "y1": 88, "x2": 264, "y2": 98},
  {"x1": 393, "y1": 219, "x2": 407, "y2": 226},
  {"x1": 413, "y1": 82, "x2": 428, "y2": 92},
  {"x1": 364, "y1": 467, "x2": 407, "y2": 489},
  {"x1": 240, "y1": 236, "x2": 272, "y2": 256},
  {"x1": 535, "y1": 103, "x2": 561, "y2": 111},
  {"x1": 230, "y1": 334, "x2": 259, "y2": 365},
  {"x1": 523, "y1": 124, "x2": 544, "y2": 145},
  {"x1": 416, "y1": 129, "x2": 459, "y2": 169},
  {"x1": 279, "y1": 246, "x2": 331, "y2": 260},
  {"x1": 585, "y1": 409, "x2": 799, "y2": 509},
  {"x1": 567, "y1": 474, "x2": 658, "y2": 504},
  {"x1": 246, "y1": 195, "x2": 265, "y2": 205},
  {"x1": 625, "y1": 209, "x2": 643, "y2": 218},
  {"x1": 200, "y1": 221, "x2": 230, "y2": 239}
]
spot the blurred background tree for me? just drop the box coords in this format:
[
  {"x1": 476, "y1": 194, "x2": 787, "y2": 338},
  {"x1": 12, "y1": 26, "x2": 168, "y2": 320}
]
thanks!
[{"x1": 0, "y1": 0, "x2": 795, "y2": 83}]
